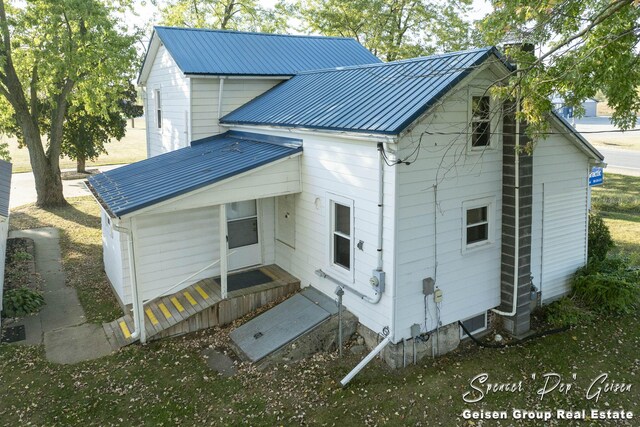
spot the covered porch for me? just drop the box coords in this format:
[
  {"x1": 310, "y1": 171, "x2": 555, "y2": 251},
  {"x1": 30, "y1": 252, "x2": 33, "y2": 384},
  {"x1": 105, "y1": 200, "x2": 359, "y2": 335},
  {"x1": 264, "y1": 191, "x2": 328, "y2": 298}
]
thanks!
[{"x1": 87, "y1": 131, "x2": 303, "y2": 344}]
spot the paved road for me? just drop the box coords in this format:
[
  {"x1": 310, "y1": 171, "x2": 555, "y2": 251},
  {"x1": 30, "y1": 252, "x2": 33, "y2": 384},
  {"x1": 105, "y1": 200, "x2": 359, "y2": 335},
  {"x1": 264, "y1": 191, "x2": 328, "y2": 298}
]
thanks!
[
  {"x1": 10, "y1": 165, "x2": 122, "y2": 208},
  {"x1": 596, "y1": 147, "x2": 640, "y2": 177},
  {"x1": 573, "y1": 116, "x2": 640, "y2": 176}
]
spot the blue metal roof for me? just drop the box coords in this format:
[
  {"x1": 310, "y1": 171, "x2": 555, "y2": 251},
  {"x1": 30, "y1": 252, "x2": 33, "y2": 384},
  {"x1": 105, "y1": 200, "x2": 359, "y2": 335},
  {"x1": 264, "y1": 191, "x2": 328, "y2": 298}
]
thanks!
[
  {"x1": 0, "y1": 159, "x2": 11, "y2": 218},
  {"x1": 87, "y1": 131, "x2": 302, "y2": 217},
  {"x1": 153, "y1": 26, "x2": 381, "y2": 76},
  {"x1": 221, "y1": 47, "x2": 508, "y2": 134}
]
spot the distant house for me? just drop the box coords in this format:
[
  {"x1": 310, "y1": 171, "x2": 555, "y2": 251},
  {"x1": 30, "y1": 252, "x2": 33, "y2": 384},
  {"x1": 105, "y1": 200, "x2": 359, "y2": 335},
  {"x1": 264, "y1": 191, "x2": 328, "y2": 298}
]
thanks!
[
  {"x1": 552, "y1": 97, "x2": 598, "y2": 118},
  {"x1": 87, "y1": 29, "x2": 604, "y2": 364},
  {"x1": 0, "y1": 160, "x2": 12, "y2": 326}
]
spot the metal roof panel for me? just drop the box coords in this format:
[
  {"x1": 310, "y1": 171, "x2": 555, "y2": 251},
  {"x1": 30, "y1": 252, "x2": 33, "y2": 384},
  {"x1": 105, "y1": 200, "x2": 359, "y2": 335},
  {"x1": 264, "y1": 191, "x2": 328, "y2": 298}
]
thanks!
[
  {"x1": 0, "y1": 159, "x2": 11, "y2": 218},
  {"x1": 87, "y1": 131, "x2": 302, "y2": 217},
  {"x1": 221, "y1": 47, "x2": 505, "y2": 134},
  {"x1": 153, "y1": 26, "x2": 381, "y2": 76}
]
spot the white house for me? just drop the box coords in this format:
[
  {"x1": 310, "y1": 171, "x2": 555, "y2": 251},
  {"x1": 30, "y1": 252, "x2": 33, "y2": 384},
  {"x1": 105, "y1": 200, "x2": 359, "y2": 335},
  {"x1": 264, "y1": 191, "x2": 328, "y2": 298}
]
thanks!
[{"x1": 87, "y1": 28, "x2": 603, "y2": 364}]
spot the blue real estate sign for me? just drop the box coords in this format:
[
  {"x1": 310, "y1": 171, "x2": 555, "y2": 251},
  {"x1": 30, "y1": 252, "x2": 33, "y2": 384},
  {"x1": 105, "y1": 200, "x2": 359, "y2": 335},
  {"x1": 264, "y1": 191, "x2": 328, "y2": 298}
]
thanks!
[{"x1": 589, "y1": 166, "x2": 604, "y2": 186}]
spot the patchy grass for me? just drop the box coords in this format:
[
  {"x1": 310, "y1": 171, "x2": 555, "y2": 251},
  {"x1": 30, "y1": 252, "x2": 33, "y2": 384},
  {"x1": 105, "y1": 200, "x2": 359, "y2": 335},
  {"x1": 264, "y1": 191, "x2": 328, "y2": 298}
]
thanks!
[
  {"x1": 592, "y1": 173, "x2": 640, "y2": 256},
  {"x1": 2, "y1": 120, "x2": 146, "y2": 174},
  {"x1": 0, "y1": 312, "x2": 638, "y2": 425},
  {"x1": 0, "y1": 178, "x2": 638, "y2": 425},
  {"x1": 9, "y1": 197, "x2": 121, "y2": 323}
]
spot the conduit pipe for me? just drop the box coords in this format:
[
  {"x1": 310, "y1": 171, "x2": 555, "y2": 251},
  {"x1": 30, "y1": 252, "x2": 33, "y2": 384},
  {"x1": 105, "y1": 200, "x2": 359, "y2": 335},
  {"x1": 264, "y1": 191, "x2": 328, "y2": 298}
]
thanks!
[
  {"x1": 376, "y1": 144, "x2": 384, "y2": 272},
  {"x1": 315, "y1": 270, "x2": 382, "y2": 304},
  {"x1": 340, "y1": 336, "x2": 391, "y2": 387},
  {"x1": 493, "y1": 75, "x2": 521, "y2": 318}
]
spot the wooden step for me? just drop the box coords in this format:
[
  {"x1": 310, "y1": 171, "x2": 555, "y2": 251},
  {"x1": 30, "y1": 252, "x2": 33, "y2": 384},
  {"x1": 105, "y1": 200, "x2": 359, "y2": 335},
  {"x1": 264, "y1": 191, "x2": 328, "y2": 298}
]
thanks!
[{"x1": 103, "y1": 267, "x2": 296, "y2": 349}]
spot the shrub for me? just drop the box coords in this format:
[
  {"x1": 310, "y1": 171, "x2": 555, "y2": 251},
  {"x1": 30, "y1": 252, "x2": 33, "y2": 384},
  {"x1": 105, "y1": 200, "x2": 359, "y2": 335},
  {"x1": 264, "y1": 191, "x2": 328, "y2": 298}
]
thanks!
[
  {"x1": 1, "y1": 288, "x2": 45, "y2": 318},
  {"x1": 572, "y1": 257, "x2": 640, "y2": 314},
  {"x1": 543, "y1": 297, "x2": 594, "y2": 327},
  {"x1": 588, "y1": 213, "x2": 614, "y2": 262}
]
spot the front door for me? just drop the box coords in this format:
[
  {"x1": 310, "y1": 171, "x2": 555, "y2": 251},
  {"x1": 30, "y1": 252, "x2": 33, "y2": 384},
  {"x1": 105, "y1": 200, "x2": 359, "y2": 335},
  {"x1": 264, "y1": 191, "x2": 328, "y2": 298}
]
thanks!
[{"x1": 227, "y1": 200, "x2": 261, "y2": 271}]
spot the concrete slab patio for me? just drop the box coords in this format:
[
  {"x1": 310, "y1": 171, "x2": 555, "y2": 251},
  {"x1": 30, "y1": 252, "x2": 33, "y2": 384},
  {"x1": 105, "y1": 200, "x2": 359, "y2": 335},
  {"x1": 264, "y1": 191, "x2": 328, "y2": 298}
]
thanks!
[{"x1": 7, "y1": 227, "x2": 114, "y2": 364}]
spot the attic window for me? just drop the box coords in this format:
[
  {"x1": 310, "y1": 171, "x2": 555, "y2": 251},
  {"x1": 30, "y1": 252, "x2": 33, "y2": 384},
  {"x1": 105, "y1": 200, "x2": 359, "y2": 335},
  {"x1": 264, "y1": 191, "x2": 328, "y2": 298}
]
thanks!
[
  {"x1": 471, "y1": 96, "x2": 491, "y2": 147},
  {"x1": 155, "y1": 89, "x2": 162, "y2": 129}
]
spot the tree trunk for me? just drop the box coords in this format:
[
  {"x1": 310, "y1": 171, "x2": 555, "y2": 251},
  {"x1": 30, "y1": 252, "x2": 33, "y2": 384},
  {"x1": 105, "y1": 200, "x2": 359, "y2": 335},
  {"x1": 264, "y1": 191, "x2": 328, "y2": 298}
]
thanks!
[
  {"x1": 19, "y1": 113, "x2": 67, "y2": 207},
  {"x1": 76, "y1": 156, "x2": 86, "y2": 173}
]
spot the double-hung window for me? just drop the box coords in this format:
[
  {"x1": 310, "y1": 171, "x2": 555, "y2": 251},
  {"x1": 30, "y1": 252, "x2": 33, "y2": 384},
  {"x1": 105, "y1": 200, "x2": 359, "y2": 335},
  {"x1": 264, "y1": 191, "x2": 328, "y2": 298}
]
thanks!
[
  {"x1": 330, "y1": 196, "x2": 353, "y2": 275},
  {"x1": 155, "y1": 89, "x2": 162, "y2": 129},
  {"x1": 471, "y1": 95, "x2": 491, "y2": 148},
  {"x1": 462, "y1": 198, "x2": 494, "y2": 251},
  {"x1": 466, "y1": 206, "x2": 488, "y2": 245}
]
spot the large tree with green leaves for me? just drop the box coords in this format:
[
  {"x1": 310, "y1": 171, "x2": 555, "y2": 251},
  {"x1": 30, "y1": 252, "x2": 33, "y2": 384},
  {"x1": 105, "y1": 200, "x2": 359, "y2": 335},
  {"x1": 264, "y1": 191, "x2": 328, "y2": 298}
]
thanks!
[
  {"x1": 158, "y1": 0, "x2": 290, "y2": 32},
  {"x1": 295, "y1": 0, "x2": 473, "y2": 61},
  {"x1": 61, "y1": 84, "x2": 142, "y2": 173},
  {"x1": 0, "y1": 0, "x2": 137, "y2": 207},
  {"x1": 480, "y1": 0, "x2": 640, "y2": 136}
]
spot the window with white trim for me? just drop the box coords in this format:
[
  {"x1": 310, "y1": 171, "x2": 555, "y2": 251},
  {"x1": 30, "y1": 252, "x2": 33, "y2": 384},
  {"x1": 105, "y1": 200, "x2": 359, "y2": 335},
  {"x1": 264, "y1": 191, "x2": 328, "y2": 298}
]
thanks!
[
  {"x1": 155, "y1": 89, "x2": 162, "y2": 129},
  {"x1": 462, "y1": 198, "x2": 494, "y2": 250},
  {"x1": 329, "y1": 196, "x2": 353, "y2": 275},
  {"x1": 471, "y1": 95, "x2": 491, "y2": 147}
]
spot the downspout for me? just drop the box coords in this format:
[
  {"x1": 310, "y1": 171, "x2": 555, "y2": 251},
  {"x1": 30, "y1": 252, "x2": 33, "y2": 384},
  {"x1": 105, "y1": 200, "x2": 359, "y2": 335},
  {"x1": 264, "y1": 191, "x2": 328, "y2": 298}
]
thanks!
[
  {"x1": 112, "y1": 220, "x2": 145, "y2": 342},
  {"x1": 493, "y1": 73, "x2": 521, "y2": 318},
  {"x1": 217, "y1": 77, "x2": 226, "y2": 121}
]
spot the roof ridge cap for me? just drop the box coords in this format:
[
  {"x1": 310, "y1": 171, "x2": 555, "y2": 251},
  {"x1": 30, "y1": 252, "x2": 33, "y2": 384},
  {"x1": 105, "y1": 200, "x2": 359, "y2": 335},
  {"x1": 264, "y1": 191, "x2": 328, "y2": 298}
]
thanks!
[
  {"x1": 153, "y1": 26, "x2": 356, "y2": 41},
  {"x1": 297, "y1": 47, "x2": 496, "y2": 75}
]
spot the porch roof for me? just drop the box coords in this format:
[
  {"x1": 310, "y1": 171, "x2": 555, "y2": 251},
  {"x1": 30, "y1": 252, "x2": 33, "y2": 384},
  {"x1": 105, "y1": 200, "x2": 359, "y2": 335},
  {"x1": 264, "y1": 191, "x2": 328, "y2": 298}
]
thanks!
[{"x1": 87, "y1": 131, "x2": 302, "y2": 218}]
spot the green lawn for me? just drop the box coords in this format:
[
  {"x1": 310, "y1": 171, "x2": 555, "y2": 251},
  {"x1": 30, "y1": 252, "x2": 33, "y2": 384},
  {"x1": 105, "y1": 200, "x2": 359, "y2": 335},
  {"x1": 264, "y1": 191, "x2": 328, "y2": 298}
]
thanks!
[
  {"x1": 591, "y1": 173, "x2": 640, "y2": 256},
  {"x1": 0, "y1": 179, "x2": 639, "y2": 425},
  {"x1": 1, "y1": 119, "x2": 147, "y2": 174}
]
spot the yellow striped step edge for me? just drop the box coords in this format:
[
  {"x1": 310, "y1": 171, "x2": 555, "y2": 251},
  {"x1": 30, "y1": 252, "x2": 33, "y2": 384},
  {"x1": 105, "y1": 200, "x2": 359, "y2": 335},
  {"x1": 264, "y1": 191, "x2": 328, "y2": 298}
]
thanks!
[
  {"x1": 145, "y1": 308, "x2": 159, "y2": 325},
  {"x1": 119, "y1": 321, "x2": 131, "y2": 339},
  {"x1": 183, "y1": 291, "x2": 197, "y2": 306},
  {"x1": 171, "y1": 297, "x2": 185, "y2": 313},
  {"x1": 158, "y1": 303, "x2": 172, "y2": 319},
  {"x1": 195, "y1": 285, "x2": 209, "y2": 300}
]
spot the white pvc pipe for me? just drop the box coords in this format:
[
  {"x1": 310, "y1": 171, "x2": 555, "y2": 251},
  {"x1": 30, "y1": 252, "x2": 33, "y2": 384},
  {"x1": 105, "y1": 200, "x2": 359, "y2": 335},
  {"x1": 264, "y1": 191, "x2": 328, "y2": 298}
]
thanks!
[
  {"x1": 340, "y1": 336, "x2": 391, "y2": 386},
  {"x1": 315, "y1": 269, "x2": 381, "y2": 304}
]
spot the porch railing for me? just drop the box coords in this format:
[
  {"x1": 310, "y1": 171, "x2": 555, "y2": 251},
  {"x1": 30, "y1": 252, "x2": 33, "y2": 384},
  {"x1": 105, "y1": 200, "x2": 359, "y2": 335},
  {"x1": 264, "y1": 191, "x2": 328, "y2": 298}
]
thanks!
[{"x1": 142, "y1": 250, "x2": 236, "y2": 306}]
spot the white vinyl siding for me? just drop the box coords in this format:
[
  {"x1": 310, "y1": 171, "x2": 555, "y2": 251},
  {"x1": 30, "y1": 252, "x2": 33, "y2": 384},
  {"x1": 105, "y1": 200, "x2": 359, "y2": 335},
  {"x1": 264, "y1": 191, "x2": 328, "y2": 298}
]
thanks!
[
  {"x1": 394, "y1": 68, "x2": 503, "y2": 340},
  {"x1": 191, "y1": 78, "x2": 283, "y2": 141},
  {"x1": 100, "y1": 209, "x2": 126, "y2": 303},
  {"x1": 145, "y1": 45, "x2": 190, "y2": 157},
  {"x1": 530, "y1": 132, "x2": 590, "y2": 303},
  {"x1": 226, "y1": 127, "x2": 397, "y2": 338}
]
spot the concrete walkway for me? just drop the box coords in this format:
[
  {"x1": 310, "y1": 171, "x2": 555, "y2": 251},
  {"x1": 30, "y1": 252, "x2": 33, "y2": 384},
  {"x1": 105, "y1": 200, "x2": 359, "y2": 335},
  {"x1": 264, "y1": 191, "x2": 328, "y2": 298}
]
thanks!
[{"x1": 9, "y1": 228, "x2": 113, "y2": 364}]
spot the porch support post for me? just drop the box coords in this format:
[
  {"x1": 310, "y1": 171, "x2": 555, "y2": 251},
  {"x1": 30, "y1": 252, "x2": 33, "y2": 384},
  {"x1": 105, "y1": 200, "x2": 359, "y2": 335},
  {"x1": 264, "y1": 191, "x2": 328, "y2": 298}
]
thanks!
[{"x1": 220, "y1": 204, "x2": 228, "y2": 299}]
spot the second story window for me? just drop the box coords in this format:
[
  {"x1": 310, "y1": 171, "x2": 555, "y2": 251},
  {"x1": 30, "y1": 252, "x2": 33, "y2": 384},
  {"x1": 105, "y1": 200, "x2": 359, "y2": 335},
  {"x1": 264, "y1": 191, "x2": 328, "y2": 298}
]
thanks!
[
  {"x1": 471, "y1": 95, "x2": 491, "y2": 147},
  {"x1": 155, "y1": 89, "x2": 162, "y2": 129}
]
